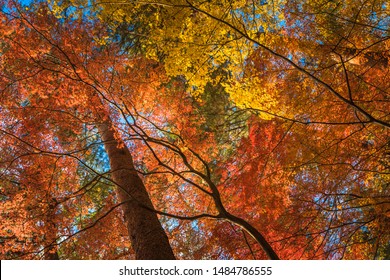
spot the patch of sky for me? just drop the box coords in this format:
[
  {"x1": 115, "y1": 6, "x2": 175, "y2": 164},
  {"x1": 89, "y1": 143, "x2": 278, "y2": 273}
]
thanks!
[
  {"x1": 191, "y1": 219, "x2": 199, "y2": 231},
  {"x1": 178, "y1": 183, "x2": 187, "y2": 193},
  {"x1": 164, "y1": 218, "x2": 179, "y2": 232},
  {"x1": 360, "y1": 225, "x2": 370, "y2": 234},
  {"x1": 368, "y1": 10, "x2": 390, "y2": 36},
  {"x1": 20, "y1": 99, "x2": 30, "y2": 107},
  {"x1": 80, "y1": 131, "x2": 111, "y2": 173},
  {"x1": 298, "y1": 57, "x2": 306, "y2": 66},
  {"x1": 229, "y1": 1, "x2": 286, "y2": 32},
  {"x1": 70, "y1": 224, "x2": 78, "y2": 235},
  {"x1": 94, "y1": 144, "x2": 110, "y2": 173},
  {"x1": 313, "y1": 193, "x2": 322, "y2": 204}
]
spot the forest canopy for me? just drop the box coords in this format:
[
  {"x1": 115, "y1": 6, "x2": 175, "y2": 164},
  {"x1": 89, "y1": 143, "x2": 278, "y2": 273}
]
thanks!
[{"x1": 0, "y1": 0, "x2": 389, "y2": 259}]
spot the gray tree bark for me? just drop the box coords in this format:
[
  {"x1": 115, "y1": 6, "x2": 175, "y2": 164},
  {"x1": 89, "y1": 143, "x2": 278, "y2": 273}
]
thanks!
[{"x1": 98, "y1": 120, "x2": 175, "y2": 260}]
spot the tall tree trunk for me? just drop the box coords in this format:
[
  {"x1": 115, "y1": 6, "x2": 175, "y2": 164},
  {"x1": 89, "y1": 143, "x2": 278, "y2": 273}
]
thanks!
[
  {"x1": 43, "y1": 198, "x2": 59, "y2": 260},
  {"x1": 98, "y1": 120, "x2": 176, "y2": 260}
]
